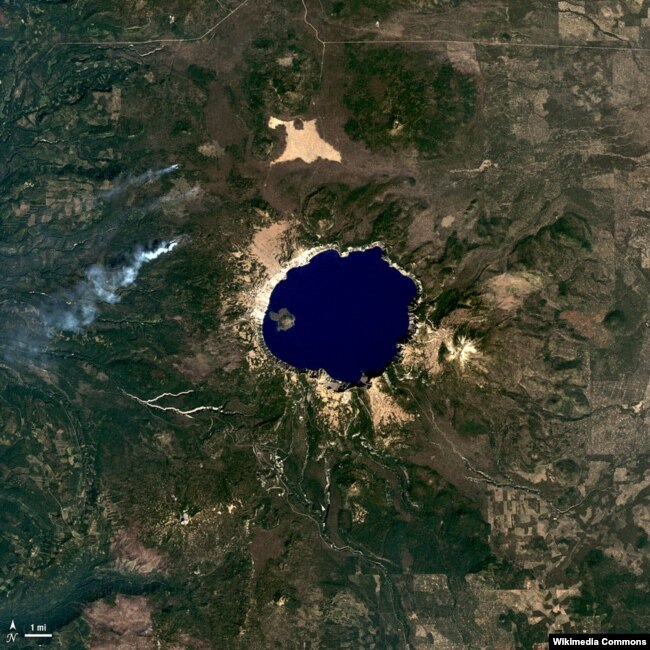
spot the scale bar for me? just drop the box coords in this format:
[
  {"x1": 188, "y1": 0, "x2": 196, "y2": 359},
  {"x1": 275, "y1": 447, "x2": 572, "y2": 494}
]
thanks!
[{"x1": 24, "y1": 633, "x2": 53, "y2": 638}]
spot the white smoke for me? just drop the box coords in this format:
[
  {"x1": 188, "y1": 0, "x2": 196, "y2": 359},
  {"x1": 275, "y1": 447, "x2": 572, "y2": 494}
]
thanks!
[
  {"x1": 104, "y1": 164, "x2": 180, "y2": 199},
  {"x1": 132, "y1": 164, "x2": 180, "y2": 186},
  {"x1": 41, "y1": 240, "x2": 178, "y2": 334}
]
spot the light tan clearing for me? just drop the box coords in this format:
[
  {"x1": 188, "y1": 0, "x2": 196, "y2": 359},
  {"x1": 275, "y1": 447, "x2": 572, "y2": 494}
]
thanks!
[
  {"x1": 450, "y1": 159, "x2": 498, "y2": 174},
  {"x1": 402, "y1": 323, "x2": 450, "y2": 377},
  {"x1": 242, "y1": 227, "x2": 310, "y2": 376},
  {"x1": 197, "y1": 140, "x2": 224, "y2": 158},
  {"x1": 511, "y1": 463, "x2": 551, "y2": 485},
  {"x1": 92, "y1": 87, "x2": 122, "y2": 122},
  {"x1": 269, "y1": 117, "x2": 342, "y2": 166},
  {"x1": 250, "y1": 245, "x2": 325, "y2": 324},
  {"x1": 483, "y1": 272, "x2": 543, "y2": 311},
  {"x1": 367, "y1": 380, "x2": 413, "y2": 429},
  {"x1": 446, "y1": 41, "x2": 480, "y2": 75},
  {"x1": 615, "y1": 469, "x2": 650, "y2": 507},
  {"x1": 111, "y1": 529, "x2": 166, "y2": 575},
  {"x1": 559, "y1": 1, "x2": 639, "y2": 43},
  {"x1": 633, "y1": 503, "x2": 650, "y2": 537},
  {"x1": 276, "y1": 54, "x2": 294, "y2": 67},
  {"x1": 84, "y1": 595, "x2": 154, "y2": 650},
  {"x1": 250, "y1": 220, "x2": 291, "y2": 277},
  {"x1": 39, "y1": 179, "x2": 96, "y2": 221},
  {"x1": 231, "y1": 228, "x2": 311, "y2": 375},
  {"x1": 313, "y1": 378, "x2": 354, "y2": 432},
  {"x1": 470, "y1": 574, "x2": 579, "y2": 628},
  {"x1": 167, "y1": 635, "x2": 213, "y2": 650},
  {"x1": 559, "y1": 0, "x2": 586, "y2": 15},
  {"x1": 604, "y1": 543, "x2": 644, "y2": 576},
  {"x1": 558, "y1": 2, "x2": 593, "y2": 41},
  {"x1": 351, "y1": 502, "x2": 368, "y2": 524}
]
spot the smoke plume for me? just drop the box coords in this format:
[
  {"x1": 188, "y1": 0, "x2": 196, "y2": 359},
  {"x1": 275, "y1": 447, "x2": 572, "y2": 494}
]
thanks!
[
  {"x1": 41, "y1": 240, "x2": 178, "y2": 335},
  {"x1": 104, "y1": 164, "x2": 180, "y2": 199}
]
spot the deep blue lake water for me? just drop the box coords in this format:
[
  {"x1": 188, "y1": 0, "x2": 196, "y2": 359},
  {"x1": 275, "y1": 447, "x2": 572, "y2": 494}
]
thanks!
[{"x1": 262, "y1": 247, "x2": 418, "y2": 384}]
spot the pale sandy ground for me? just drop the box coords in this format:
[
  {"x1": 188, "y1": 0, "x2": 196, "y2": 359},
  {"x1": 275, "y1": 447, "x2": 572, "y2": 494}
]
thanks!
[
  {"x1": 311, "y1": 376, "x2": 414, "y2": 443},
  {"x1": 313, "y1": 378, "x2": 354, "y2": 432},
  {"x1": 446, "y1": 41, "x2": 480, "y2": 75},
  {"x1": 250, "y1": 244, "x2": 325, "y2": 325},
  {"x1": 197, "y1": 140, "x2": 224, "y2": 158},
  {"x1": 111, "y1": 529, "x2": 166, "y2": 575},
  {"x1": 239, "y1": 220, "x2": 310, "y2": 373},
  {"x1": 250, "y1": 220, "x2": 291, "y2": 278},
  {"x1": 84, "y1": 595, "x2": 154, "y2": 650},
  {"x1": 483, "y1": 271, "x2": 542, "y2": 311},
  {"x1": 268, "y1": 117, "x2": 341, "y2": 165},
  {"x1": 470, "y1": 574, "x2": 580, "y2": 629},
  {"x1": 367, "y1": 379, "x2": 413, "y2": 429}
]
